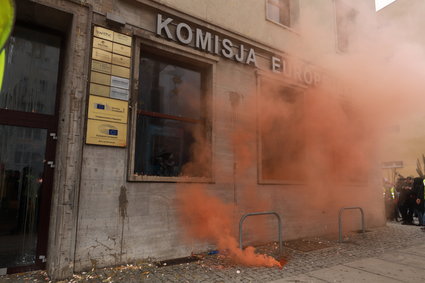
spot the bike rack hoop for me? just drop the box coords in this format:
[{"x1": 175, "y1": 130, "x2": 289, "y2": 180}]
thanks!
[
  {"x1": 239, "y1": 211, "x2": 282, "y2": 254},
  {"x1": 338, "y1": 206, "x2": 365, "y2": 243}
]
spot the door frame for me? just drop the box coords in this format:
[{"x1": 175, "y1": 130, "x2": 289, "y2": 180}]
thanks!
[{"x1": 0, "y1": 22, "x2": 65, "y2": 274}]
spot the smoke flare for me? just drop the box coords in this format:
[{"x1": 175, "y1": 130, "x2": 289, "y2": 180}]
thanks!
[{"x1": 177, "y1": 185, "x2": 281, "y2": 268}]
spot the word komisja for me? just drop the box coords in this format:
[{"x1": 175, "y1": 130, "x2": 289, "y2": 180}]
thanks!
[{"x1": 156, "y1": 14, "x2": 258, "y2": 66}]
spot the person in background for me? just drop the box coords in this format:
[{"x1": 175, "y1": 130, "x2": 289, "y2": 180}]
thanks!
[
  {"x1": 396, "y1": 177, "x2": 407, "y2": 222},
  {"x1": 393, "y1": 183, "x2": 401, "y2": 221},
  {"x1": 397, "y1": 176, "x2": 415, "y2": 225},
  {"x1": 384, "y1": 179, "x2": 396, "y2": 221},
  {"x1": 412, "y1": 177, "x2": 425, "y2": 227},
  {"x1": 406, "y1": 177, "x2": 417, "y2": 224}
]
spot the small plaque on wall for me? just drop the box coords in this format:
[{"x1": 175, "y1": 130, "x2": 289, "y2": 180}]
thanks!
[
  {"x1": 112, "y1": 53, "x2": 131, "y2": 67},
  {"x1": 93, "y1": 37, "x2": 113, "y2": 52},
  {"x1": 92, "y1": 60, "x2": 112, "y2": 74},
  {"x1": 111, "y1": 76, "x2": 130, "y2": 90},
  {"x1": 86, "y1": 119, "x2": 127, "y2": 147},
  {"x1": 94, "y1": 26, "x2": 114, "y2": 41},
  {"x1": 91, "y1": 72, "x2": 111, "y2": 86},
  {"x1": 111, "y1": 65, "x2": 130, "y2": 78},
  {"x1": 89, "y1": 83, "x2": 110, "y2": 97},
  {"x1": 110, "y1": 87, "x2": 130, "y2": 101},
  {"x1": 113, "y1": 32, "x2": 132, "y2": 46},
  {"x1": 92, "y1": 48, "x2": 112, "y2": 63},
  {"x1": 88, "y1": 95, "x2": 128, "y2": 124},
  {"x1": 113, "y1": 42, "x2": 132, "y2": 57}
]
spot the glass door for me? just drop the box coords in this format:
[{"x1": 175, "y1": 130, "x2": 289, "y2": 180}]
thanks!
[
  {"x1": 0, "y1": 24, "x2": 62, "y2": 273},
  {"x1": 0, "y1": 126, "x2": 47, "y2": 268}
]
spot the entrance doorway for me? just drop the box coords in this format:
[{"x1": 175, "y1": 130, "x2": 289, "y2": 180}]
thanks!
[{"x1": 0, "y1": 24, "x2": 62, "y2": 273}]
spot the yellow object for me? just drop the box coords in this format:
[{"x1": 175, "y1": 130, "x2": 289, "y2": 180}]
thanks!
[
  {"x1": 113, "y1": 32, "x2": 132, "y2": 46},
  {"x1": 89, "y1": 83, "x2": 110, "y2": 97},
  {"x1": 390, "y1": 187, "x2": 395, "y2": 199},
  {"x1": 87, "y1": 95, "x2": 128, "y2": 124},
  {"x1": 0, "y1": 0, "x2": 15, "y2": 90},
  {"x1": 0, "y1": 50, "x2": 4, "y2": 90},
  {"x1": 0, "y1": 0, "x2": 14, "y2": 50},
  {"x1": 86, "y1": 119, "x2": 127, "y2": 147}
]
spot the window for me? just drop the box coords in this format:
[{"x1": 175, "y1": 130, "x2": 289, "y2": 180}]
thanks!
[
  {"x1": 266, "y1": 0, "x2": 299, "y2": 28},
  {"x1": 132, "y1": 52, "x2": 211, "y2": 181},
  {"x1": 1, "y1": 26, "x2": 60, "y2": 115},
  {"x1": 335, "y1": 0, "x2": 358, "y2": 52},
  {"x1": 259, "y1": 79, "x2": 305, "y2": 183}
]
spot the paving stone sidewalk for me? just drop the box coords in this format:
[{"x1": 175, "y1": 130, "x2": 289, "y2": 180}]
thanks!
[{"x1": 1, "y1": 222, "x2": 425, "y2": 283}]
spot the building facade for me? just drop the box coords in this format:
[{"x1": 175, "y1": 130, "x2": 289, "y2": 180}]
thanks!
[
  {"x1": 376, "y1": 0, "x2": 425, "y2": 179},
  {"x1": 0, "y1": 0, "x2": 385, "y2": 279}
]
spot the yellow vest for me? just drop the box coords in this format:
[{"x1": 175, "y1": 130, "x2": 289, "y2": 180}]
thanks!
[{"x1": 390, "y1": 187, "x2": 395, "y2": 199}]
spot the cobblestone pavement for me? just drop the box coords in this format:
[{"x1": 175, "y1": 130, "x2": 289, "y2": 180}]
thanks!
[{"x1": 1, "y1": 222, "x2": 425, "y2": 283}]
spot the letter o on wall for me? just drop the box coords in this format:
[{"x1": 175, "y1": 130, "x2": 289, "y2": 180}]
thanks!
[
  {"x1": 176, "y1": 23, "x2": 193, "y2": 44},
  {"x1": 303, "y1": 68, "x2": 314, "y2": 85}
]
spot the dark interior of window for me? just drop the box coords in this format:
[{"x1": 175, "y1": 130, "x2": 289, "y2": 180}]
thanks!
[
  {"x1": 134, "y1": 53, "x2": 210, "y2": 178},
  {"x1": 335, "y1": 0, "x2": 358, "y2": 52},
  {"x1": 260, "y1": 83, "x2": 305, "y2": 182},
  {"x1": 1, "y1": 26, "x2": 61, "y2": 115}
]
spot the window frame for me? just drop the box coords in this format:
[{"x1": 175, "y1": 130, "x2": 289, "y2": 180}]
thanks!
[
  {"x1": 265, "y1": 0, "x2": 299, "y2": 31},
  {"x1": 256, "y1": 72, "x2": 307, "y2": 185},
  {"x1": 334, "y1": 0, "x2": 358, "y2": 53},
  {"x1": 127, "y1": 39, "x2": 214, "y2": 183}
]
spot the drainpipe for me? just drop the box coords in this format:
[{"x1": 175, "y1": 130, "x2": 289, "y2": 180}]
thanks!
[{"x1": 229, "y1": 91, "x2": 241, "y2": 206}]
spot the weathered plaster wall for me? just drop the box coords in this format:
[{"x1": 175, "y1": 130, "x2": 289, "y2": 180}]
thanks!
[{"x1": 35, "y1": 0, "x2": 92, "y2": 279}]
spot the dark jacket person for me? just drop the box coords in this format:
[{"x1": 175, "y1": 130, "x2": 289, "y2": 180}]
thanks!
[{"x1": 412, "y1": 177, "x2": 425, "y2": 226}]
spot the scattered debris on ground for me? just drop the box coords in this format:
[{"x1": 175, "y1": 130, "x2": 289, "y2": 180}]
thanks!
[{"x1": 1, "y1": 223, "x2": 425, "y2": 283}]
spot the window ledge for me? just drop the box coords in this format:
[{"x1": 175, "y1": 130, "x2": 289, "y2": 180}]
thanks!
[
  {"x1": 128, "y1": 174, "x2": 214, "y2": 183},
  {"x1": 266, "y1": 18, "x2": 300, "y2": 35},
  {"x1": 258, "y1": 178, "x2": 305, "y2": 185}
]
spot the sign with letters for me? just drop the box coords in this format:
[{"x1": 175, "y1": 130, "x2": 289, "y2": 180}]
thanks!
[
  {"x1": 156, "y1": 14, "x2": 322, "y2": 86},
  {"x1": 110, "y1": 87, "x2": 129, "y2": 101},
  {"x1": 382, "y1": 161, "x2": 404, "y2": 169},
  {"x1": 86, "y1": 26, "x2": 132, "y2": 147},
  {"x1": 88, "y1": 95, "x2": 128, "y2": 124},
  {"x1": 92, "y1": 60, "x2": 112, "y2": 74},
  {"x1": 86, "y1": 119, "x2": 127, "y2": 147}
]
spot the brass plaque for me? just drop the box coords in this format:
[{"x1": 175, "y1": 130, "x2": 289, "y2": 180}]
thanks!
[
  {"x1": 91, "y1": 71, "x2": 111, "y2": 86},
  {"x1": 91, "y1": 60, "x2": 111, "y2": 74},
  {"x1": 86, "y1": 119, "x2": 127, "y2": 147},
  {"x1": 88, "y1": 95, "x2": 128, "y2": 124},
  {"x1": 111, "y1": 65, "x2": 130, "y2": 78},
  {"x1": 94, "y1": 26, "x2": 114, "y2": 41},
  {"x1": 112, "y1": 42, "x2": 131, "y2": 57},
  {"x1": 90, "y1": 83, "x2": 110, "y2": 97},
  {"x1": 92, "y1": 48, "x2": 112, "y2": 63},
  {"x1": 112, "y1": 53, "x2": 131, "y2": 67},
  {"x1": 113, "y1": 32, "x2": 132, "y2": 46},
  {"x1": 93, "y1": 37, "x2": 112, "y2": 52}
]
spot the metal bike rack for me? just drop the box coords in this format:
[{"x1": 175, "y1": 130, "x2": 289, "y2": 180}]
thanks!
[
  {"x1": 239, "y1": 211, "x2": 282, "y2": 254},
  {"x1": 338, "y1": 207, "x2": 365, "y2": 243}
]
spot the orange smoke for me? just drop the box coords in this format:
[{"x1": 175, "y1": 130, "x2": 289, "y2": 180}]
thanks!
[
  {"x1": 176, "y1": 1, "x2": 425, "y2": 267},
  {"x1": 177, "y1": 185, "x2": 281, "y2": 268}
]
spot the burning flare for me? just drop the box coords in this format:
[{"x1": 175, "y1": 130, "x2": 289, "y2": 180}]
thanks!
[{"x1": 178, "y1": 185, "x2": 281, "y2": 268}]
